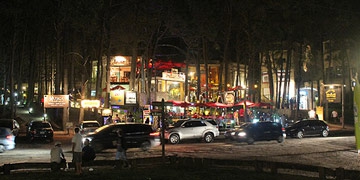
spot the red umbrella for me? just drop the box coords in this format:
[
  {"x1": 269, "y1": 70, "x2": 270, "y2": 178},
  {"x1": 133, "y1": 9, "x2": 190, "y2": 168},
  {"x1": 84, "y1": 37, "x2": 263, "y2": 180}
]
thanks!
[
  {"x1": 167, "y1": 100, "x2": 191, "y2": 107},
  {"x1": 205, "y1": 102, "x2": 232, "y2": 108},
  {"x1": 192, "y1": 102, "x2": 208, "y2": 107},
  {"x1": 233, "y1": 100, "x2": 254, "y2": 106},
  {"x1": 248, "y1": 102, "x2": 273, "y2": 109}
]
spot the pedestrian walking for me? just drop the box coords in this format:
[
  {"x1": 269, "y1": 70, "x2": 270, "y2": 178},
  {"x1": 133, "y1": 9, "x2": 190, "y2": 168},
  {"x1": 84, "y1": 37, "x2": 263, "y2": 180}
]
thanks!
[
  {"x1": 72, "y1": 127, "x2": 83, "y2": 175},
  {"x1": 115, "y1": 129, "x2": 130, "y2": 168}
]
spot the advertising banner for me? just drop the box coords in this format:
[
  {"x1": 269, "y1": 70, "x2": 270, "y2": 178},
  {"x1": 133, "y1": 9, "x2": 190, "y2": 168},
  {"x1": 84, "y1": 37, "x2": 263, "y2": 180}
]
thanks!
[
  {"x1": 354, "y1": 79, "x2": 360, "y2": 153},
  {"x1": 110, "y1": 90, "x2": 125, "y2": 105}
]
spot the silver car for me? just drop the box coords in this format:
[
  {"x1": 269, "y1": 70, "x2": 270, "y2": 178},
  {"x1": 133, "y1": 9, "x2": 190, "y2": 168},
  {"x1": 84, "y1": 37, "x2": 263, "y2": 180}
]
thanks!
[
  {"x1": 165, "y1": 119, "x2": 220, "y2": 144},
  {"x1": 79, "y1": 120, "x2": 101, "y2": 136},
  {"x1": 0, "y1": 127, "x2": 16, "y2": 153}
]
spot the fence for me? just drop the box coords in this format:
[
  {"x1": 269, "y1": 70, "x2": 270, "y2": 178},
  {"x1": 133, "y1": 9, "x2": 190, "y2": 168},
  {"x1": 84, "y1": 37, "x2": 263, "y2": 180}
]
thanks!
[{"x1": 1, "y1": 156, "x2": 360, "y2": 179}]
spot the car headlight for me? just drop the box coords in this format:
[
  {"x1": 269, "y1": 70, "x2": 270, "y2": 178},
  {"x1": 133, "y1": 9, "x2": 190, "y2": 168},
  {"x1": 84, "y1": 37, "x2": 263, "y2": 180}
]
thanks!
[
  {"x1": 237, "y1": 132, "x2": 246, "y2": 137},
  {"x1": 82, "y1": 137, "x2": 93, "y2": 143}
]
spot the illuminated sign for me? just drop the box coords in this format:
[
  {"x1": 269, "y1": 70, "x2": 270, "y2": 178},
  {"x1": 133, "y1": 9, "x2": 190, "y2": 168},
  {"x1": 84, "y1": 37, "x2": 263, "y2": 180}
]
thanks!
[
  {"x1": 324, "y1": 86, "x2": 341, "y2": 103},
  {"x1": 44, "y1": 95, "x2": 69, "y2": 108},
  {"x1": 110, "y1": 90, "x2": 125, "y2": 105},
  {"x1": 81, "y1": 100, "x2": 100, "y2": 108},
  {"x1": 125, "y1": 91, "x2": 137, "y2": 104},
  {"x1": 162, "y1": 69, "x2": 185, "y2": 81}
]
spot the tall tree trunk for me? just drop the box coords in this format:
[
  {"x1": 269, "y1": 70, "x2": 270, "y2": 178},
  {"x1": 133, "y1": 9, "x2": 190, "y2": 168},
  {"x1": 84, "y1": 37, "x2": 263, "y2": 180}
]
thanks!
[
  {"x1": 130, "y1": 43, "x2": 138, "y2": 91},
  {"x1": 202, "y1": 37, "x2": 208, "y2": 102}
]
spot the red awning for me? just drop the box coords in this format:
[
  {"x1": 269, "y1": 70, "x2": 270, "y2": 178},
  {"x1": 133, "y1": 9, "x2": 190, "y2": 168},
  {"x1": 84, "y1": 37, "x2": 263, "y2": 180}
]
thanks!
[{"x1": 102, "y1": 85, "x2": 126, "y2": 92}]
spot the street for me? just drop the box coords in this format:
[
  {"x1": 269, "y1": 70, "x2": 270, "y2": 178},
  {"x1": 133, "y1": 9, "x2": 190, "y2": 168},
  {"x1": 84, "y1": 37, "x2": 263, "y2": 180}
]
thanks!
[
  {"x1": 1, "y1": 106, "x2": 359, "y2": 173},
  {"x1": 1, "y1": 132, "x2": 360, "y2": 172}
]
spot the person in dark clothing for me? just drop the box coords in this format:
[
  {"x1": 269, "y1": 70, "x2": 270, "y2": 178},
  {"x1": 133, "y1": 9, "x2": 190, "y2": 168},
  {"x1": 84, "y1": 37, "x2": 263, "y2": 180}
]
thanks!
[
  {"x1": 115, "y1": 129, "x2": 130, "y2": 168},
  {"x1": 82, "y1": 139, "x2": 96, "y2": 162}
]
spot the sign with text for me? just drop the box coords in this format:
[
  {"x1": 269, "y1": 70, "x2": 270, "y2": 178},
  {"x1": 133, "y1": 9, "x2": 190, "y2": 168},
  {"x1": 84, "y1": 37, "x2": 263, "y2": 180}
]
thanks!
[
  {"x1": 44, "y1": 95, "x2": 69, "y2": 108},
  {"x1": 125, "y1": 91, "x2": 137, "y2": 105},
  {"x1": 81, "y1": 100, "x2": 100, "y2": 108},
  {"x1": 324, "y1": 86, "x2": 341, "y2": 103}
]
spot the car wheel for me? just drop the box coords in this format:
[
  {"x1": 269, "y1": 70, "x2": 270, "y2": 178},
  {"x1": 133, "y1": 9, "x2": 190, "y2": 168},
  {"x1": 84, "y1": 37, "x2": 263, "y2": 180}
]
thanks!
[
  {"x1": 169, "y1": 134, "x2": 180, "y2": 144},
  {"x1": 0, "y1": 145, "x2": 5, "y2": 153},
  {"x1": 247, "y1": 137, "x2": 255, "y2": 145},
  {"x1": 277, "y1": 136, "x2": 284, "y2": 143},
  {"x1": 140, "y1": 141, "x2": 151, "y2": 151},
  {"x1": 204, "y1": 133, "x2": 214, "y2": 143},
  {"x1": 321, "y1": 130, "x2": 329, "y2": 137},
  {"x1": 297, "y1": 131, "x2": 304, "y2": 139}
]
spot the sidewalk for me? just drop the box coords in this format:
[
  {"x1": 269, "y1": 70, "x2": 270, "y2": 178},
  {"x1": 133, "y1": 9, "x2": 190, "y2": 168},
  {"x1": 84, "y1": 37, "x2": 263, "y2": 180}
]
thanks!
[{"x1": 327, "y1": 122, "x2": 354, "y2": 136}]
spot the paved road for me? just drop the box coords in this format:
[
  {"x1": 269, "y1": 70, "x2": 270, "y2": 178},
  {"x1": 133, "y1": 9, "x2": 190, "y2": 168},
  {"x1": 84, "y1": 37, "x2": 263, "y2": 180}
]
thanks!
[
  {"x1": 1, "y1": 132, "x2": 359, "y2": 172},
  {"x1": 2, "y1": 106, "x2": 359, "y2": 172}
]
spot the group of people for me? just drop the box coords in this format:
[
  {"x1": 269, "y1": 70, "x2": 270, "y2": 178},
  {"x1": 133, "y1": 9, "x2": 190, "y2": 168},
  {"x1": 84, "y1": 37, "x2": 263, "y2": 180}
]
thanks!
[
  {"x1": 50, "y1": 127, "x2": 96, "y2": 174},
  {"x1": 50, "y1": 126, "x2": 129, "y2": 174}
]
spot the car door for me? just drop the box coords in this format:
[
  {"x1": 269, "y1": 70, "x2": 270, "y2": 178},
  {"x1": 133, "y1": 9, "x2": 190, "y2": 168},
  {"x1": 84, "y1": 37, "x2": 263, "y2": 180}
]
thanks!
[
  {"x1": 312, "y1": 121, "x2": 324, "y2": 135},
  {"x1": 192, "y1": 120, "x2": 207, "y2": 138},
  {"x1": 179, "y1": 121, "x2": 199, "y2": 139},
  {"x1": 302, "y1": 121, "x2": 315, "y2": 135},
  {"x1": 102, "y1": 126, "x2": 119, "y2": 148},
  {"x1": 259, "y1": 122, "x2": 273, "y2": 140},
  {"x1": 252, "y1": 123, "x2": 264, "y2": 140}
]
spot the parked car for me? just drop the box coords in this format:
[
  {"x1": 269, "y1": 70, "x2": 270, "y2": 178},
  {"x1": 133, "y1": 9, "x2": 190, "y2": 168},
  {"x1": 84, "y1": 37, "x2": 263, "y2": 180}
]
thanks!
[
  {"x1": 0, "y1": 127, "x2": 16, "y2": 153},
  {"x1": 285, "y1": 119, "x2": 329, "y2": 138},
  {"x1": 164, "y1": 119, "x2": 220, "y2": 144},
  {"x1": 26, "y1": 120, "x2": 54, "y2": 142},
  {"x1": 83, "y1": 123, "x2": 160, "y2": 152},
  {"x1": 0, "y1": 119, "x2": 20, "y2": 136},
  {"x1": 227, "y1": 121, "x2": 285, "y2": 145},
  {"x1": 79, "y1": 120, "x2": 100, "y2": 136}
]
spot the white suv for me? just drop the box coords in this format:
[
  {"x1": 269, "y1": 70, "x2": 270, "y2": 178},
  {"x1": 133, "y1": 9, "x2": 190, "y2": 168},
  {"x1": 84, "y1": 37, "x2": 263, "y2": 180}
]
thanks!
[{"x1": 165, "y1": 119, "x2": 220, "y2": 144}]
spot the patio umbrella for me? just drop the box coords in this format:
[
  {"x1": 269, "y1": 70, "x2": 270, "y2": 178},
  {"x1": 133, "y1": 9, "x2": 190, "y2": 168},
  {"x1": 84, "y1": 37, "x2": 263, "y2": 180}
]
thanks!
[
  {"x1": 205, "y1": 102, "x2": 232, "y2": 108},
  {"x1": 233, "y1": 100, "x2": 254, "y2": 106},
  {"x1": 248, "y1": 102, "x2": 273, "y2": 109},
  {"x1": 167, "y1": 100, "x2": 191, "y2": 107}
]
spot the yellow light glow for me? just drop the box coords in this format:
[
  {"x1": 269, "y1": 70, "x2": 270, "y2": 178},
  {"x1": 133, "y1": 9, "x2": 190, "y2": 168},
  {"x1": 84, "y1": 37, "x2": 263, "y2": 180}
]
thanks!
[
  {"x1": 115, "y1": 56, "x2": 126, "y2": 63},
  {"x1": 81, "y1": 100, "x2": 100, "y2": 108}
]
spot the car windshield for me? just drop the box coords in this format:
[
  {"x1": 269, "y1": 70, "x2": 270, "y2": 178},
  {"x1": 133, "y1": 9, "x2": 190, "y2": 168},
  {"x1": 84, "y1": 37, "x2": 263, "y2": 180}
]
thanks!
[
  {"x1": 83, "y1": 122, "x2": 100, "y2": 128},
  {"x1": 32, "y1": 122, "x2": 51, "y2": 128}
]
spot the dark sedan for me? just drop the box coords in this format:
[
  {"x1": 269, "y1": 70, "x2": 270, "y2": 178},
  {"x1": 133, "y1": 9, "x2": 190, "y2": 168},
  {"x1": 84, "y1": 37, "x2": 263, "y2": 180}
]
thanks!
[
  {"x1": 26, "y1": 120, "x2": 54, "y2": 142},
  {"x1": 83, "y1": 123, "x2": 160, "y2": 152},
  {"x1": 285, "y1": 119, "x2": 329, "y2": 138},
  {"x1": 226, "y1": 121, "x2": 284, "y2": 145}
]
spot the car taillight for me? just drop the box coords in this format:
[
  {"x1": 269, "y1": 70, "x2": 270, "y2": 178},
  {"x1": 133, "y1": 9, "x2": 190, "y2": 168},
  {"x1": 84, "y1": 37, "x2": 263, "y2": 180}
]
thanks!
[
  {"x1": 150, "y1": 132, "x2": 160, "y2": 137},
  {"x1": 6, "y1": 134, "x2": 13, "y2": 140},
  {"x1": 282, "y1": 127, "x2": 285, "y2": 132}
]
